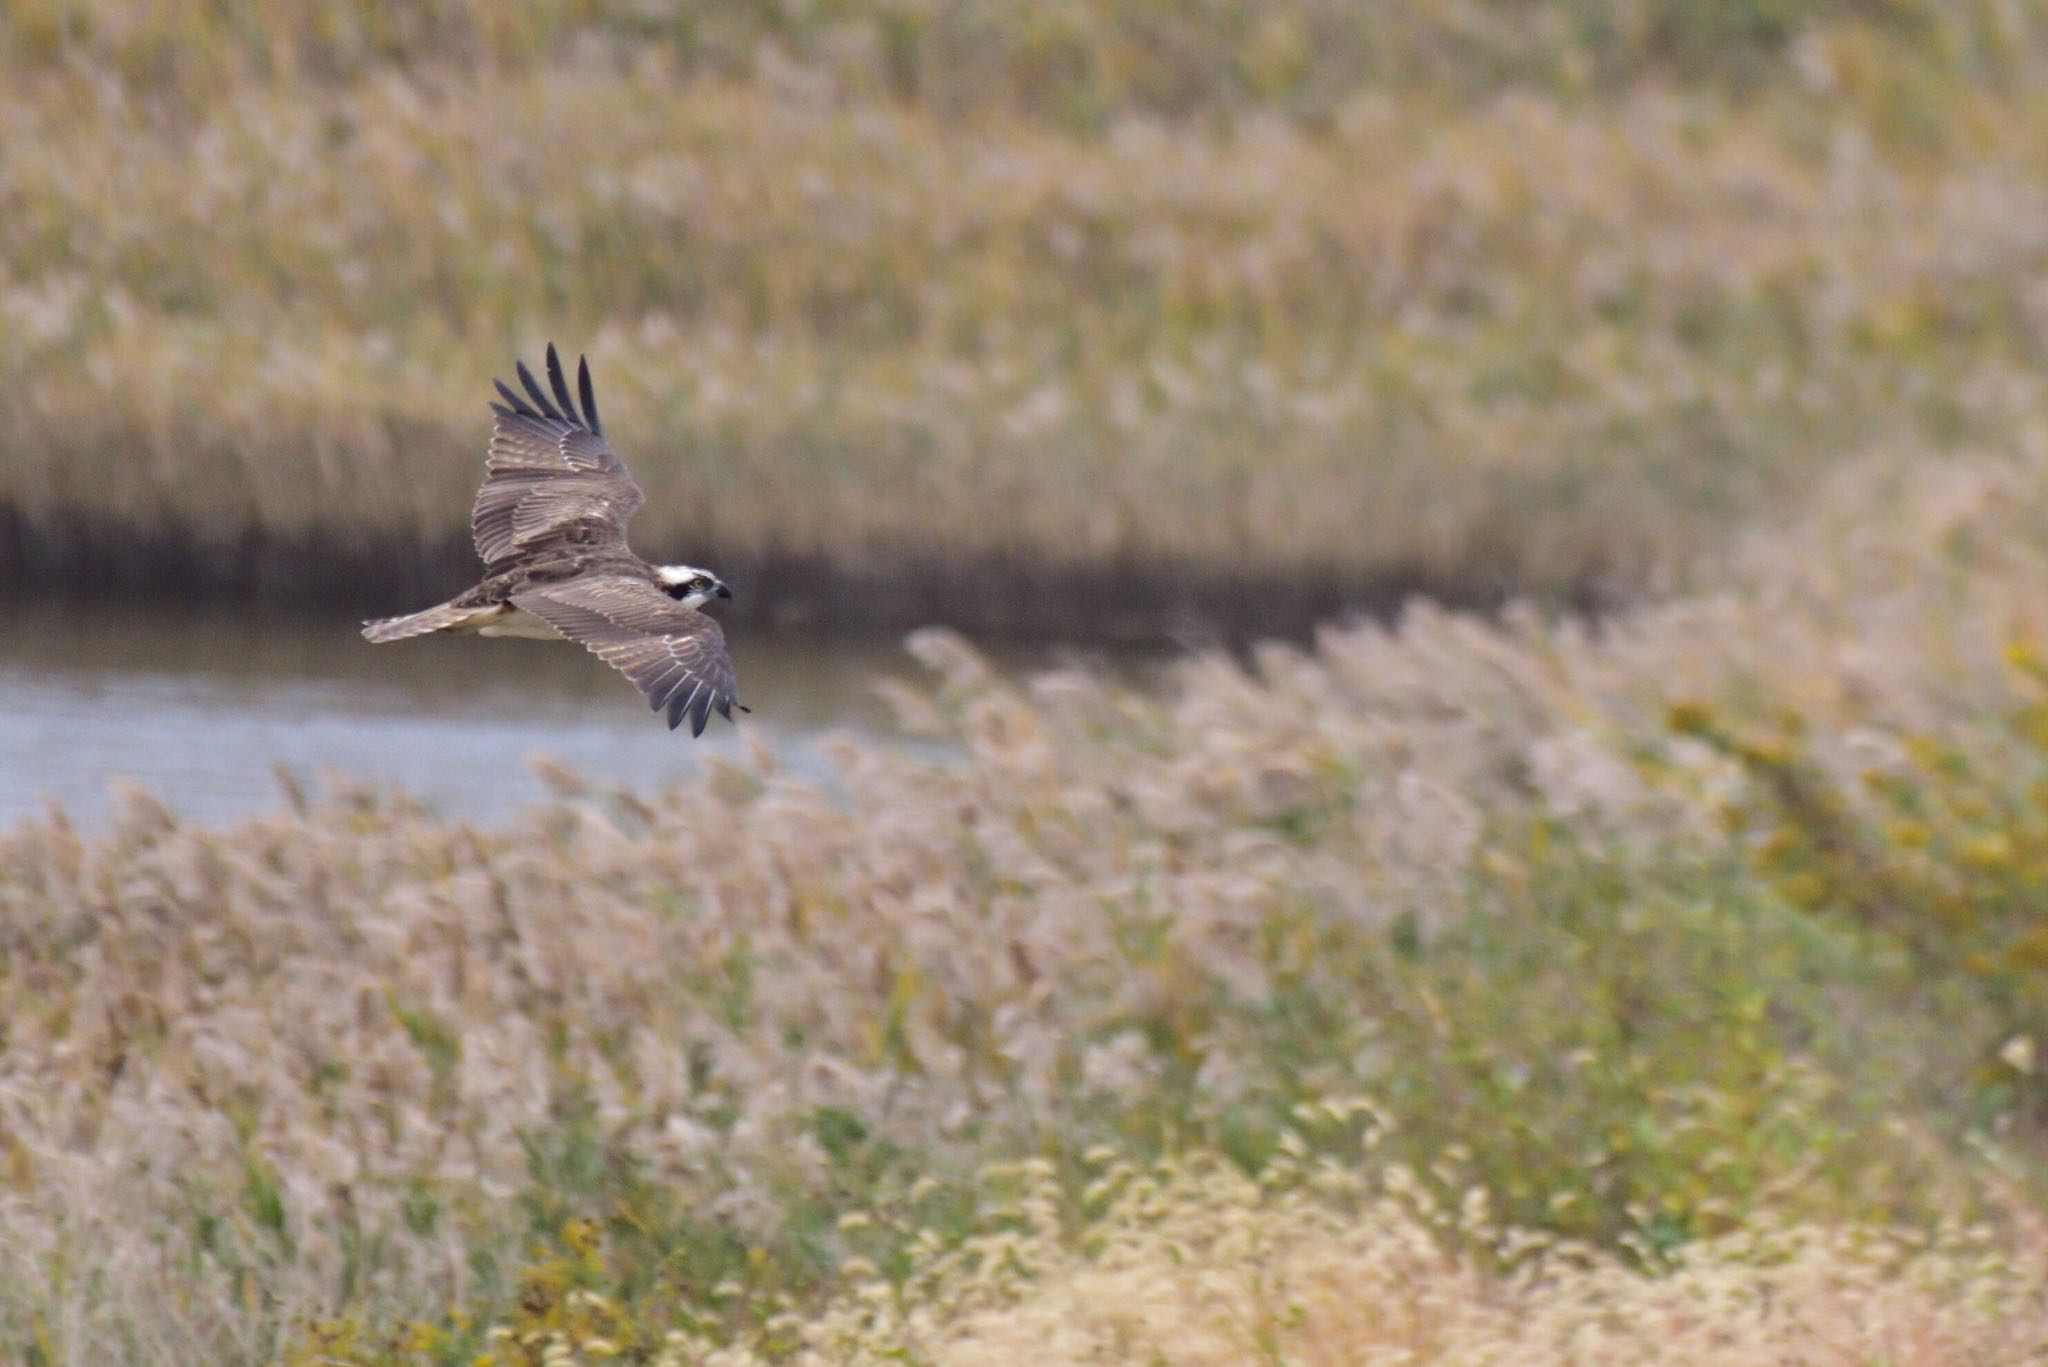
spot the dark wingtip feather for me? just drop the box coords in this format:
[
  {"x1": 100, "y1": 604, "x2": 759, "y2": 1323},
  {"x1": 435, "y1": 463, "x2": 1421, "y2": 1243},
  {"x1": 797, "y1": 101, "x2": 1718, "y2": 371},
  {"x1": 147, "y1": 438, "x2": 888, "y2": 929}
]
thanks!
[
  {"x1": 516, "y1": 359, "x2": 564, "y2": 420},
  {"x1": 716, "y1": 699, "x2": 732, "y2": 721},
  {"x1": 737, "y1": 703, "x2": 752, "y2": 714},
  {"x1": 577, "y1": 355, "x2": 602, "y2": 436},
  {"x1": 690, "y1": 703, "x2": 710, "y2": 738},
  {"x1": 493, "y1": 378, "x2": 540, "y2": 418},
  {"x1": 545, "y1": 344, "x2": 581, "y2": 428}
]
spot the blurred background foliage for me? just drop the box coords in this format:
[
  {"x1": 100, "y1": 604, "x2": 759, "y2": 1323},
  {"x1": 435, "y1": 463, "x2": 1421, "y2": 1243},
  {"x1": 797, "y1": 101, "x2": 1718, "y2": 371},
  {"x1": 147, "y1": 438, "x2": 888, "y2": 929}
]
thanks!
[
  {"x1": 7, "y1": 0, "x2": 2048, "y2": 632},
  {"x1": 1, "y1": 0, "x2": 2008, "y2": 118}
]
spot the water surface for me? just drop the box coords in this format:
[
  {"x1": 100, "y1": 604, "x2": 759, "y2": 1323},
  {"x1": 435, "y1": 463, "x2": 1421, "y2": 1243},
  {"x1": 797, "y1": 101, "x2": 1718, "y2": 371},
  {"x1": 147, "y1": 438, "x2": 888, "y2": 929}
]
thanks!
[{"x1": 0, "y1": 600, "x2": 967, "y2": 828}]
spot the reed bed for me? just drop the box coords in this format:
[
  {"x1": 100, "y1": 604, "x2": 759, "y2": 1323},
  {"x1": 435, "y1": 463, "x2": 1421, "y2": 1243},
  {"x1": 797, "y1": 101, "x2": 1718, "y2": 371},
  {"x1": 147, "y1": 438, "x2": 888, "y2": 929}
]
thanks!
[
  {"x1": 8, "y1": 2, "x2": 2048, "y2": 629},
  {"x1": 554, "y1": 1161, "x2": 2048, "y2": 1366},
  {"x1": 8, "y1": 446, "x2": 2048, "y2": 1361},
  {"x1": 295, "y1": 1157, "x2": 2048, "y2": 1366},
  {"x1": 12, "y1": 4, "x2": 2048, "y2": 1360}
]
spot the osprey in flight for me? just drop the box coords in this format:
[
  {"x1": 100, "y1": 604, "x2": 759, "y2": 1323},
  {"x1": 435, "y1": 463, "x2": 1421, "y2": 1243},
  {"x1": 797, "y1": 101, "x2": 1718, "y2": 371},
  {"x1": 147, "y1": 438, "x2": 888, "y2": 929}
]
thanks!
[{"x1": 363, "y1": 345, "x2": 744, "y2": 735}]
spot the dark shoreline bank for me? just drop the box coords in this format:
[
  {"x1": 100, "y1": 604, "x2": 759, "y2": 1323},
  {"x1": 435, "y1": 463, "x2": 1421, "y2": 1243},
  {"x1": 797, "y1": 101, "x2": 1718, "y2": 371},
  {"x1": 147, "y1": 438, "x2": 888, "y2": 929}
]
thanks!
[{"x1": 0, "y1": 504, "x2": 1624, "y2": 647}]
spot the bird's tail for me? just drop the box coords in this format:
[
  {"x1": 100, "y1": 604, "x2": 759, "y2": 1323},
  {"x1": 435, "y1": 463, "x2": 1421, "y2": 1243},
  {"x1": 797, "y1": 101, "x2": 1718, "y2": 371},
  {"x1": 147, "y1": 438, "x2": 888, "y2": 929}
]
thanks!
[{"x1": 362, "y1": 599, "x2": 474, "y2": 643}]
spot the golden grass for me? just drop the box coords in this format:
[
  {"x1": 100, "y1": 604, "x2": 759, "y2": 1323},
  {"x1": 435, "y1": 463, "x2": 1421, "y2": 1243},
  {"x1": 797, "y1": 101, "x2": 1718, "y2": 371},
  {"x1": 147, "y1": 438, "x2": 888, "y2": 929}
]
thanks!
[
  {"x1": 300, "y1": 1155, "x2": 2048, "y2": 1364},
  {"x1": 722, "y1": 1159, "x2": 2048, "y2": 1366},
  {"x1": 9, "y1": 447, "x2": 2048, "y2": 1360},
  {"x1": 7, "y1": 2, "x2": 2048, "y2": 627}
]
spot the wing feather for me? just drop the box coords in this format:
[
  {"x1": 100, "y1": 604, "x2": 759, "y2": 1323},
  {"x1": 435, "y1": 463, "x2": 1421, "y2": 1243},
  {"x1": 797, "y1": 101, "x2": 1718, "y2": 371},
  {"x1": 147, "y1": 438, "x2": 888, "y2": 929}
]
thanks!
[
  {"x1": 546, "y1": 345, "x2": 581, "y2": 422},
  {"x1": 578, "y1": 355, "x2": 603, "y2": 436},
  {"x1": 512, "y1": 576, "x2": 742, "y2": 736},
  {"x1": 517, "y1": 358, "x2": 563, "y2": 420},
  {"x1": 643, "y1": 662, "x2": 688, "y2": 704},
  {"x1": 494, "y1": 378, "x2": 540, "y2": 418},
  {"x1": 471, "y1": 346, "x2": 645, "y2": 567}
]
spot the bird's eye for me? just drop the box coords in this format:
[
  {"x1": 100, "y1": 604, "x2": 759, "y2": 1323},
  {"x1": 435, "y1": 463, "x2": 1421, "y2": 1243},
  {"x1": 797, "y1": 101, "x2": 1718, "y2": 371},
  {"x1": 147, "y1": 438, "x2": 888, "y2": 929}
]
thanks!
[{"x1": 692, "y1": 577, "x2": 710, "y2": 590}]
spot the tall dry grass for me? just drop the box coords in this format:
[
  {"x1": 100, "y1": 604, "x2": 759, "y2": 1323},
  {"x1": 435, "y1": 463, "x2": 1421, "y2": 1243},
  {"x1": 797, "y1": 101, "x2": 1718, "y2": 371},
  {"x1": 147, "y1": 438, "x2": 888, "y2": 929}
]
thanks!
[
  {"x1": 9, "y1": 445, "x2": 2048, "y2": 1360},
  {"x1": 298, "y1": 1155, "x2": 2048, "y2": 1365},
  {"x1": 659, "y1": 1159, "x2": 2048, "y2": 1366},
  {"x1": 7, "y1": 2, "x2": 2048, "y2": 628}
]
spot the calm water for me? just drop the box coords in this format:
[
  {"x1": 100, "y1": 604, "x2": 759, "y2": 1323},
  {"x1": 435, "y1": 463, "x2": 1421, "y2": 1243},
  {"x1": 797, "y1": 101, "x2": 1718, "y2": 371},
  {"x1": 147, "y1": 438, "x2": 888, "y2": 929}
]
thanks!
[{"x1": 0, "y1": 600, "x2": 984, "y2": 828}]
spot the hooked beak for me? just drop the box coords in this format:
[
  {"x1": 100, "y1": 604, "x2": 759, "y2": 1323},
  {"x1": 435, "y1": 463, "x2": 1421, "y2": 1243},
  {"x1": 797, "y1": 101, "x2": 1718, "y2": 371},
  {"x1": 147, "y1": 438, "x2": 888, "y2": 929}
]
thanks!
[{"x1": 715, "y1": 583, "x2": 732, "y2": 600}]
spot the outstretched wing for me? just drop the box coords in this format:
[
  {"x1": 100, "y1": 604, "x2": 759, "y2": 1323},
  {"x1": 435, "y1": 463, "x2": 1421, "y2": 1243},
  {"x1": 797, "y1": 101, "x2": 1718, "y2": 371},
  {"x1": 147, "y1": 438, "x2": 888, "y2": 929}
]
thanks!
[
  {"x1": 513, "y1": 576, "x2": 743, "y2": 736},
  {"x1": 473, "y1": 344, "x2": 645, "y2": 567}
]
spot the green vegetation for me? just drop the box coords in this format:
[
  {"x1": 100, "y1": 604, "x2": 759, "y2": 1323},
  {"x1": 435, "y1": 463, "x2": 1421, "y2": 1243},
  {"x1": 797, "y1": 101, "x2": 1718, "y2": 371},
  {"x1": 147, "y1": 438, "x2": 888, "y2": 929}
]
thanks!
[
  {"x1": 5, "y1": 452, "x2": 2048, "y2": 1359},
  {"x1": 13, "y1": 4, "x2": 2048, "y2": 1360},
  {"x1": 7, "y1": 1, "x2": 2048, "y2": 629}
]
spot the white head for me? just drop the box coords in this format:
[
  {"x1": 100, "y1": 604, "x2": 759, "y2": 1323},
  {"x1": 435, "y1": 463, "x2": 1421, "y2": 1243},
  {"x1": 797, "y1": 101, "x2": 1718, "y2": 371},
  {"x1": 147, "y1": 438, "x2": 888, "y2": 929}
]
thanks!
[{"x1": 654, "y1": 563, "x2": 732, "y2": 609}]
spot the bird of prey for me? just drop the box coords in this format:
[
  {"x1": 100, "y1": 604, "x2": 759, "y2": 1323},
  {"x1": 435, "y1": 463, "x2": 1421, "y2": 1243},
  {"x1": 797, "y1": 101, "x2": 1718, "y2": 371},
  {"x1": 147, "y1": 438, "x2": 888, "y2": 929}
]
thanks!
[{"x1": 362, "y1": 344, "x2": 744, "y2": 736}]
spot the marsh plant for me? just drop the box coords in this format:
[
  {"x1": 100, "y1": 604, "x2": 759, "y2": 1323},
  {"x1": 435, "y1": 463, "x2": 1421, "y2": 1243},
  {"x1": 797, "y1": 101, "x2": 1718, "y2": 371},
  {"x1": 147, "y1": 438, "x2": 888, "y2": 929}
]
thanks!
[
  {"x1": 5, "y1": 450, "x2": 2048, "y2": 1360},
  {"x1": 13, "y1": 3, "x2": 2048, "y2": 1360},
  {"x1": 9, "y1": 2, "x2": 2048, "y2": 626}
]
